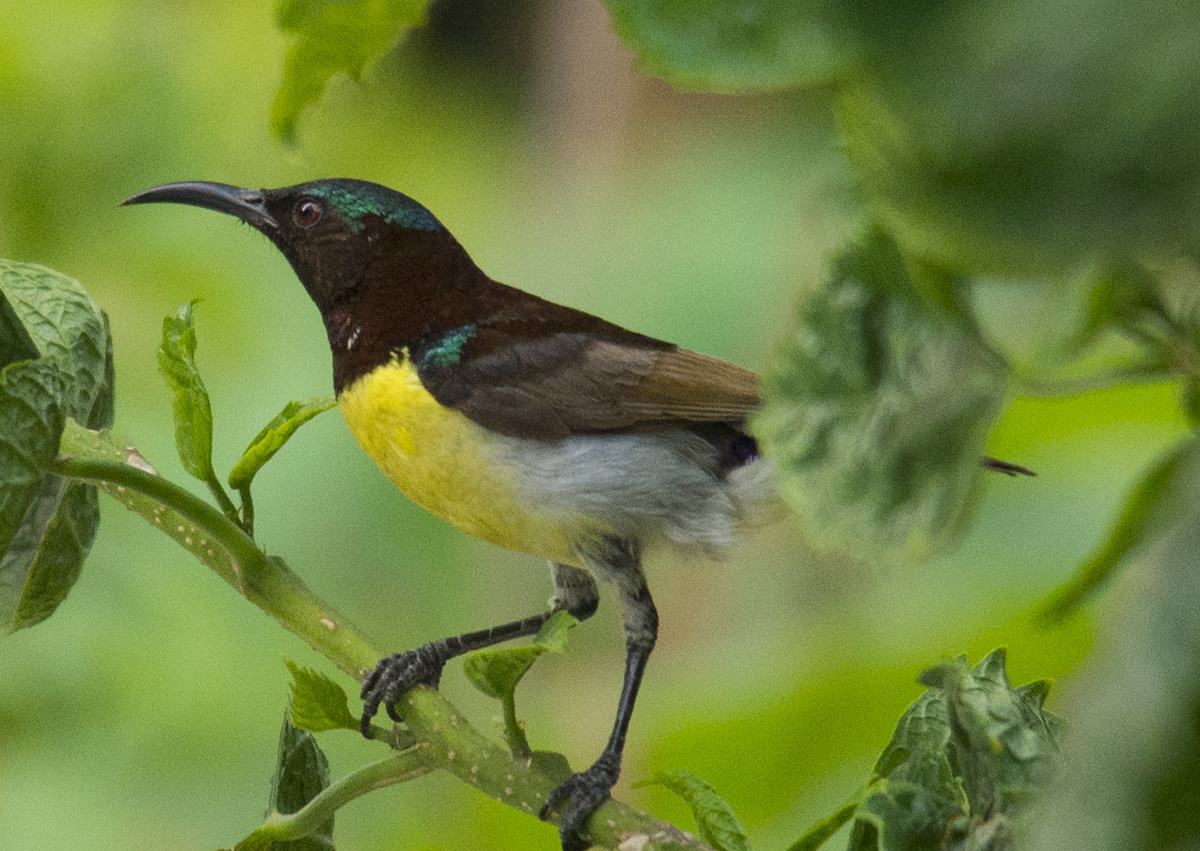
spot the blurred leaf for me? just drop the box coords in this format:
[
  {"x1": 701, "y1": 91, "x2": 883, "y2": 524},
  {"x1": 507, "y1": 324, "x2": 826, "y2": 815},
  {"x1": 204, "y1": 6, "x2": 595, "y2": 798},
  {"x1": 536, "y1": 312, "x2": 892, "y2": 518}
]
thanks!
[
  {"x1": 1076, "y1": 259, "x2": 1168, "y2": 351},
  {"x1": 755, "y1": 228, "x2": 1008, "y2": 560},
  {"x1": 229, "y1": 396, "x2": 336, "y2": 490},
  {"x1": 836, "y1": 3, "x2": 1200, "y2": 276},
  {"x1": 602, "y1": 0, "x2": 858, "y2": 90},
  {"x1": 272, "y1": 0, "x2": 430, "y2": 143},
  {"x1": 1038, "y1": 440, "x2": 1187, "y2": 622},
  {"x1": 1026, "y1": 434, "x2": 1200, "y2": 851},
  {"x1": 0, "y1": 260, "x2": 112, "y2": 632},
  {"x1": 462, "y1": 610, "x2": 574, "y2": 755},
  {"x1": 634, "y1": 770, "x2": 749, "y2": 851},
  {"x1": 869, "y1": 690, "x2": 957, "y2": 800},
  {"x1": 286, "y1": 658, "x2": 358, "y2": 732},
  {"x1": 265, "y1": 714, "x2": 334, "y2": 851},
  {"x1": 1176, "y1": 306, "x2": 1200, "y2": 425},
  {"x1": 844, "y1": 650, "x2": 1061, "y2": 851},
  {"x1": 848, "y1": 780, "x2": 965, "y2": 851},
  {"x1": 158, "y1": 301, "x2": 216, "y2": 483},
  {"x1": 846, "y1": 687, "x2": 963, "y2": 851},
  {"x1": 919, "y1": 650, "x2": 1062, "y2": 817}
]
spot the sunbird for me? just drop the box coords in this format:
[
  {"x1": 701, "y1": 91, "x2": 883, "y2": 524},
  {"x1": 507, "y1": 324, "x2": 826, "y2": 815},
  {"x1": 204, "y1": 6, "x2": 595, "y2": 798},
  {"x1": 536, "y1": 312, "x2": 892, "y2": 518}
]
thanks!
[{"x1": 125, "y1": 179, "x2": 777, "y2": 850}]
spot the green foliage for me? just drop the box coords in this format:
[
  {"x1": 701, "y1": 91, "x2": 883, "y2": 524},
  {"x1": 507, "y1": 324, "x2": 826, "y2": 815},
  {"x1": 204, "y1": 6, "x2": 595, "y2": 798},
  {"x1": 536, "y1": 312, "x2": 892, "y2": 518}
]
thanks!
[
  {"x1": 798, "y1": 650, "x2": 1062, "y2": 851},
  {"x1": 462, "y1": 610, "x2": 575, "y2": 755},
  {"x1": 272, "y1": 0, "x2": 431, "y2": 142},
  {"x1": 755, "y1": 228, "x2": 1007, "y2": 560},
  {"x1": 229, "y1": 396, "x2": 337, "y2": 491},
  {"x1": 264, "y1": 715, "x2": 335, "y2": 851},
  {"x1": 917, "y1": 652, "x2": 1061, "y2": 820},
  {"x1": 0, "y1": 260, "x2": 112, "y2": 632},
  {"x1": 7, "y1": 3, "x2": 1200, "y2": 849},
  {"x1": 0, "y1": 261, "x2": 113, "y2": 429},
  {"x1": 634, "y1": 770, "x2": 750, "y2": 851},
  {"x1": 286, "y1": 658, "x2": 359, "y2": 733},
  {"x1": 834, "y1": 6, "x2": 1200, "y2": 276},
  {"x1": 602, "y1": 0, "x2": 856, "y2": 90},
  {"x1": 158, "y1": 301, "x2": 217, "y2": 483}
]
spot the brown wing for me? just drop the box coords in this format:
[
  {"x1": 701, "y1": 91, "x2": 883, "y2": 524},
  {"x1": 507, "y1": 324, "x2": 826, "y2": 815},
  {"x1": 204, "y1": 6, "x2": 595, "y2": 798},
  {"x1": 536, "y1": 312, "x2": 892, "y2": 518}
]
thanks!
[{"x1": 420, "y1": 320, "x2": 761, "y2": 440}]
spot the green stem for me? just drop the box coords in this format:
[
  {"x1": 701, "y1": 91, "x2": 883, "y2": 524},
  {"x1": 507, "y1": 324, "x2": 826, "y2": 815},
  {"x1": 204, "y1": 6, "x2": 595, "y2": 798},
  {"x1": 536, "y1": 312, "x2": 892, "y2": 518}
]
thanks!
[
  {"x1": 205, "y1": 470, "x2": 243, "y2": 531},
  {"x1": 501, "y1": 693, "x2": 532, "y2": 757},
  {"x1": 238, "y1": 482, "x2": 255, "y2": 537},
  {"x1": 52, "y1": 450, "x2": 379, "y2": 678},
  {"x1": 236, "y1": 750, "x2": 430, "y2": 849},
  {"x1": 1012, "y1": 363, "x2": 1174, "y2": 398}
]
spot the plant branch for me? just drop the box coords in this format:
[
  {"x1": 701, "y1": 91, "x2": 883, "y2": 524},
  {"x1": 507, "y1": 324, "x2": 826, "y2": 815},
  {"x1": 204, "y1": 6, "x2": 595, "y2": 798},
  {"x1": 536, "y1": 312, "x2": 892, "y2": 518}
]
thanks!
[
  {"x1": 53, "y1": 423, "x2": 379, "y2": 678},
  {"x1": 52, "y1": 423, "x2": 711, "y2": 850}
]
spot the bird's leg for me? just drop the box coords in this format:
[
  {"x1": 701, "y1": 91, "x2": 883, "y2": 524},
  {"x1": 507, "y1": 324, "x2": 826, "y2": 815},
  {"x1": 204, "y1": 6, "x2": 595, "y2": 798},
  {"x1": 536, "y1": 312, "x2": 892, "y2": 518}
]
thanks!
[
  {"x1": 541, "y1": 539, "x2": 657, "y2": 851},
  {"x1": 360, "y1": 563, "x2": 599, "y2": 735}
]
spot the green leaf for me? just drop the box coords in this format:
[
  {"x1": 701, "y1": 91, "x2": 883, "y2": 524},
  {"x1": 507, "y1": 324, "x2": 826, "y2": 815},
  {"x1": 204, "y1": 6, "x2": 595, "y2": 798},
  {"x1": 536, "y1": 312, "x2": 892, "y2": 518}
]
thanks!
[
  {"x1": 272, "y1": 0, "x2": 431, "y2": 143},
  {"x1": 633, "y1": 770, "x2": 750, "y2": 851},
  {"x1": 845, "y1": 687, "x2": 964, "y2": 851},
  {"x1": 1037, "y1": 440, "x2": 1186, "y2": 623},
  {"x1": 919, "y1": 650, "x2": 1063, "y2": 817},
  {"x1": 845, "y1": 650, "x2": 1061, "y2": 851},
  {"x1": 602, "y1": 0, "x2": 858, "y2": 91},
  {"x1": 869, "y1": 689, "x2": 959, "y2": 801},
  {"x1": 462, "y1": 611, "x2": 574, "y2": 755},
  {"x1": 0, "y1": 288, "x2": 39, "y2": 368},
  {"x1": 847, "y1": 779, "x2": 965, "y2": 851},
  {"x1": 0, "y1": 260, "x2": 112, "y2": 632},
  {"x1": 1075, "y1": 259, "x2": 1167, "y2": 351},
  {"x1": 286, "y1": 658, "x2": 358, "y2": 732},
  {"x1": 462, "y1": 609, "x2": 573, "y2": 701},
  {"x1": 266, "y1": 714, "x2": 334, "y2": 851},
  {"x1": 158, "y1": 301, "x2": 216, "y2": 483},
  {"x1": 755, "y1": 227, "x2": 1008, "y2": 560},
  {"x1": 0, "y1": 261, "x2": 113, "y2": 427},
  {"x1": 229, "y1": 396, "x2": 336, "y2": 490},
  {"x1": 1, "y1": 360, "x2": 67, "y2": 571},
  {"x1": 1, "y1": 473, "x2": 98, "y2": 632}
]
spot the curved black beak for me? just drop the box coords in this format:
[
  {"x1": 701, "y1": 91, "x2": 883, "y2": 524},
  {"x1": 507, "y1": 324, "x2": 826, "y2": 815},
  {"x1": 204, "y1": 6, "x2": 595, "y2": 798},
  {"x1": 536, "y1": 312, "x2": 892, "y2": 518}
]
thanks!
[{"x1": 123, "y1": 181, "x2": 278, "y2": 231}]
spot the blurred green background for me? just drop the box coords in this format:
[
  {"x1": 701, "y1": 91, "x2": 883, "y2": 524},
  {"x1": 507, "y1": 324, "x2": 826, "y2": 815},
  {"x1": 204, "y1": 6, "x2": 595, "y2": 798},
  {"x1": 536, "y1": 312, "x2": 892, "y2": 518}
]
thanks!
[{"x1": 0, "y1": 1, "x2": 1188, "y2": 849}]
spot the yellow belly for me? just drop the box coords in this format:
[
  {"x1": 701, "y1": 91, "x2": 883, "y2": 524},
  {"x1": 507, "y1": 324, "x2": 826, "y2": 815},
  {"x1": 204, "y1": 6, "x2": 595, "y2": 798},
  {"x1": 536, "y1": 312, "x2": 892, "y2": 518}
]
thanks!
[{"x1": 336, "y1": 353, "x2": 573, "y2": 562}]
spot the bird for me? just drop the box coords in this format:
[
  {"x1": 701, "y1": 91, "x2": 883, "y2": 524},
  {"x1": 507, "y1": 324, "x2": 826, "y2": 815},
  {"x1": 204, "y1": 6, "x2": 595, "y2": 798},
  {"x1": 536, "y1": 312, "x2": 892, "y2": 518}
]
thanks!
[{"x1": 124, "y1": 178, "x2": 777, "y2": 850}]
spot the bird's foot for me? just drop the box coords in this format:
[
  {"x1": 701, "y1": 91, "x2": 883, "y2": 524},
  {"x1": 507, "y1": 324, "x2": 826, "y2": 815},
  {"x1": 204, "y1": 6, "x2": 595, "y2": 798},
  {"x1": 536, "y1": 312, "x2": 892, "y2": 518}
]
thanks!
[
  {"x1": 359, "y1": 642, "x2": 448, "y2": 736},
  {"x1": 540, "y1": 751, "x2": 621, "y2": 851}
]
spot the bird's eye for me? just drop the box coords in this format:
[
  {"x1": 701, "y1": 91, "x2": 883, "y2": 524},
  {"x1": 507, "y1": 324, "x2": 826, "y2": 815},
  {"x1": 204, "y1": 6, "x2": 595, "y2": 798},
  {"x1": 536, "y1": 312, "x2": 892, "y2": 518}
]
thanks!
[{"x1": 294, "y1": 199, "x2": 323, "y2": 228}]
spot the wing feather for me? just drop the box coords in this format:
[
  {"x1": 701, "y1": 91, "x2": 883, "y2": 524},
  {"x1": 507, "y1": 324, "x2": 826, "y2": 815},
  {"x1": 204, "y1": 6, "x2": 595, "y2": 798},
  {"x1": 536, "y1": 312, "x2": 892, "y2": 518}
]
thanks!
[{"x1": 422, "y1": 325, "x2": 760, "y2": 439}]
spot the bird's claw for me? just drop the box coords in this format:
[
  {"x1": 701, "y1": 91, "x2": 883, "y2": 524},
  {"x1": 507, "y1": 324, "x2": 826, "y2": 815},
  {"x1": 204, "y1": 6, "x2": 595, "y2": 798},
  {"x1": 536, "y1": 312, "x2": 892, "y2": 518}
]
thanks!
[
  {"x1": 359, "y1": 643, "x2": 448, "y2": 737},
  {"x1": 539, "y1": 751, "x2": 621, "y2": 851}
]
